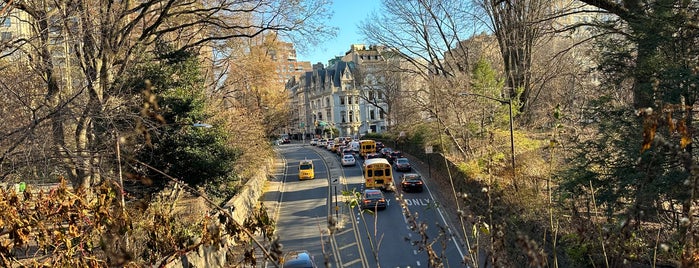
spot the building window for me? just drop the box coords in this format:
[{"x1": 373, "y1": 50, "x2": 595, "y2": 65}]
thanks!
[
  {"x1": 326, "y1": 110, "x2": 331, "y2": 121},
  {"x1": 355, "y1": 96, "x2": 360, "y2": 104},
  {"x1": 380, "y1": 110, "x2": 385, "y2": 119},
  {"x1": 349, "y1": 111, "x2": 354, "y2": 123},
  {"x1": 0, "y1": 32, "x2": 11, "y2": 41},
  {"x1": 370, "y1": 110, "x2": 375, "y2": 120},
  {"x1": 348, "y1": 96, "x2": 352, "y2": 105},
  {"x1": 326, "y1": 97, "x2": 330, "y2": 107},
  {"x1": 368, "y1": 91, "x2": 374, "y2": 100},
  {"x1": 318, "y1": 112, "x2": 323, "y2": 121},
  {"x1": 340, "y1": 96, "x2": 345, "y2": 105},
  {"x1": 341, "y1": 111, "x2": 346, "y2": 123}
]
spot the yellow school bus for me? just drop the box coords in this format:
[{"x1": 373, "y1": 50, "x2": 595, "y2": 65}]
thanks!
[
  {"x1": 298, "y1": 159, "x2": 315, "y2": 180},
  {"x1": 359, "y1": 140, "x2": 377, "y2": 157},
  {"x1": 364, "y1": 158, "x2": 393, "y2": 190}
]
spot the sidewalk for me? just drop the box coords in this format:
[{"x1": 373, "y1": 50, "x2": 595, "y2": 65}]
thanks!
[{"x1": 251, "y1": 150, "x2": 287, "y2": 268}]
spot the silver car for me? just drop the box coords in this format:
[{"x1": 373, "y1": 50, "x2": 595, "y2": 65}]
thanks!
[{"x1": 341, "y1": 154, "x2": 356, "y2": 166}]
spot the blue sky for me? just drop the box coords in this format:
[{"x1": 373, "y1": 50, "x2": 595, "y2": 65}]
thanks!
[{"x1": 297, "y1": 0, "x2": 382, "y2": 65}]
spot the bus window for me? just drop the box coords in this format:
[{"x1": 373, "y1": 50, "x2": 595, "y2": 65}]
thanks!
[{"x1": 359, "y1": 140, "x2": 377, "y2": 157}]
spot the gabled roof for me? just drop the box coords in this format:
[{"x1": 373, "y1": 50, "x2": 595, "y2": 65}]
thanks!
[{"x1": 331, "y1": 61, "x2": 353, "y2": 87}]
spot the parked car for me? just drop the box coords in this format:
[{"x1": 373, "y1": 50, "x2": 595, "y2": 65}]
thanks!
[
  {"x1": 326, "y1": 142, "x2": 335, "y2": 150},
  {"x1": 319, "y1": 139, "x2": 328, "y2": 147},
  {"x1": 310, "y1": 138, "x2": 318, "y2": 146},
  {"x1": 400, "y1": 173, "x2": 424, "y2": 192},
  {"x1": 394, "y1": 157, "x2": 412, "y2": 172},
  {"x1": 387, "y1": 151, "x2": 403, "y2": 163},
  {"x1": 282, "y1": 250, "x2": 318, "y2": 268},
  {"x1": 360, "y1": 189, "x2": 387, "y2": 210},
  {"x1": 341, "y1": 154, "x2": 356, "y2": 166}
]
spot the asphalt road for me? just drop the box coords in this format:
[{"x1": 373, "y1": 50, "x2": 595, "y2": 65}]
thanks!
[{"x1": 266, "y1": 143, "x2": 469, "y2": 268}]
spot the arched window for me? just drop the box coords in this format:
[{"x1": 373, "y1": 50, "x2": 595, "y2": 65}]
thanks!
[{"x1": 326, "y1": 97, "x2": 330, "y2": 107}]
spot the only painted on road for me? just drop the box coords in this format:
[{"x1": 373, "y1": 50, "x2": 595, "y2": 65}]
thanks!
[{"x1": 404, "y1": 198, "x2": 431, "y2": 206}]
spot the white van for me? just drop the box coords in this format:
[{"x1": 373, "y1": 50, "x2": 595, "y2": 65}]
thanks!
[{"x1": 349, "y1": 141, "x2": 360, "y2": 154}]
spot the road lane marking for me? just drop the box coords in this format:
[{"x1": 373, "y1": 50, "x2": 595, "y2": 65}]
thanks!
[{"x1": 404, "y1": 198, "x2": 431, "y2": 206}]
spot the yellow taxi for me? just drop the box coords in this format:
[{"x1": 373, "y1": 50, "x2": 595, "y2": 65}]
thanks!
[{"x1": 298, "y1": 159, "x2": 315, "y2": 180}]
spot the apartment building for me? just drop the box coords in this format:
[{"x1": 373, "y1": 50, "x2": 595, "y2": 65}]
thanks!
[
  {"x1": 287, "y1": 44, "x2": 396, "y2": 138},
  {"x1": 268, "y1": 39, "x2": 313, "y2": 85},
  {"x1": 0, "y1": 7, "x2": 31, "y2": 49}
]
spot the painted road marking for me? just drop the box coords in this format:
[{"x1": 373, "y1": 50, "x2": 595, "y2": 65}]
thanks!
[{"x1": 404, "y1": 198, "x2": 431, "y2": 206}]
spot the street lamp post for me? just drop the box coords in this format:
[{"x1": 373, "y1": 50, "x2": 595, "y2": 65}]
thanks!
[{"x1": 459, "y1": 92, "x2": 517, "y2": 190}]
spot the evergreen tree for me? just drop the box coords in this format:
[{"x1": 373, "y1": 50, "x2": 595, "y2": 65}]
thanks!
[{"x1": 124, "y1": 45, "x2": 241, "y2": 193}]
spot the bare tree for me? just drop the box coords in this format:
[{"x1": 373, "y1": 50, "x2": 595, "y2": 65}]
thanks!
[
  {"x1": 0, "y1": 0, "x2": 333, "y2": 189},
  {"x1": 350, "y1": 56, "x2": 404, "y2": 130},
  {"x1": 359, "y1": 0, "x2": 483, "y2": 159},
  {"x1": 476, "y1": 0, "x2": 553, "y2": 113},
  {"x1": 216, "y1": 33, "x2": 293, "y2": 138},
  {"x1": 361, "y1": 0, "x2": 480, "y2": 79}
]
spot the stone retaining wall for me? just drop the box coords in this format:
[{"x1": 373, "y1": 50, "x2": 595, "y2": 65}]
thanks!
[
  {"x1": 224, "y1": 160, "x2": 272, "y2": 225},
  {"x1": 165, "y1": 158, "x2": 273, "y2": 268}
]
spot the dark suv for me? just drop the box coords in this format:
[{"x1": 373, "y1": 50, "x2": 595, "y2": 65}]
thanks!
[
  {"x1": 400, "y1": 173, "x2": 424, "y2": 192},
  {"x1": 376, "y1": 141, "x2": 385, "y2": 150},
  {"x1": 379, "y1": 147, "x2": 393, "y2": 158},
  {"x1": 387, "y1": 151, "x2": 403, "y2": 163},
  {"x1": 365, "y1": 153, "x2": 382, "y2": 160},
  {"x1": 360, "y1": 189, "x2": 387, "y2": 210},
  {"x1": 394, "y1": 157, "x2": 412, "y2": 172}
]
